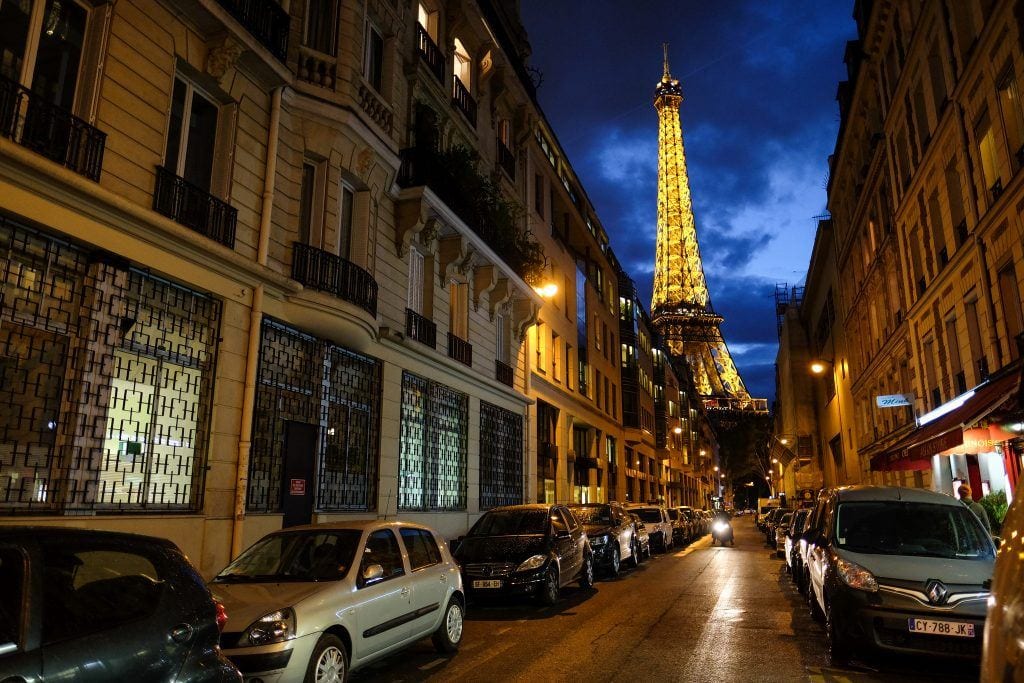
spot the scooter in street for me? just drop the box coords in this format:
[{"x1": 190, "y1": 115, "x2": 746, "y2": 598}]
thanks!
[{"x1": 711, "y1": 517, "x2": 734, "y2": 546}]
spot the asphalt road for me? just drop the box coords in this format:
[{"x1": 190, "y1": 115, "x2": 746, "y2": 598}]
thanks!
[{"x1": 352, "y1": 520, "x2": 981, "y2": 682}]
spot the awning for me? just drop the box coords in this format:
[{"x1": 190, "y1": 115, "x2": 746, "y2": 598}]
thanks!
[{"x1": 870, "y1": 368, "x2": 1021, "y2": 472}]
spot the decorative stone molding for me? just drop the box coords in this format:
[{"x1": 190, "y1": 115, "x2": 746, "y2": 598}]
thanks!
[
  {"x1": 512, "y1": 294, "x2": 539, "y2": 342},
  {"x1": 489, "y1": 277, "x2": 512, "y2": 320},
  {"x1": 472, "y1": 264, "x2": 497, "y2": 312},
  {"x1": 206, "y1": 37, "x2": 244, "y2": 80},
  {"x1": 438, "y1": 234, "x2": 475, "y2": 284},
  {"x1": 395, "y1": 192, "x2": 431, "y2": 257},
  {"x1": 356, "y1": 147, "x2": 375, "y2": 180}
]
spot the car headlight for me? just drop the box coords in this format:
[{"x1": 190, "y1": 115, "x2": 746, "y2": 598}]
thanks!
[
  {"x1": 239, "y1": 608, "x2": 296, "y2": 647},
  {"x1": 589, "y1": 534, "x2": 608, "y2": 546},
  {"x1": 836, "y1": 557, "x2": 878, "y2": 592},
  {"x1": 516, "y1": 554, "x2": 548, "y2": 572}
]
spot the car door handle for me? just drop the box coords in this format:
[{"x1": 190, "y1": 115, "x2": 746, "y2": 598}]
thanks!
[
  {"x1": 439, "y1": 574, "x2": 447, "y2": 583},
  {"x1": 168, "y1": 623, "x2": 194, "y2": 644},
  {"x1": 400, "y1": 587, "x2": 411, "y2": 597}
]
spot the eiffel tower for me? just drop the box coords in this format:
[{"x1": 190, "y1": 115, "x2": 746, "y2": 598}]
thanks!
[{"x1": 650, "y1": 46, "x2": 763, "y2": 413}]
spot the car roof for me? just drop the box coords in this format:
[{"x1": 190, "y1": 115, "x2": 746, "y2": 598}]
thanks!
[
  {"x1": 0, "y1": 526, "x2": 177, "y2": 548},
  {"x1": 833, "y1": 485, "x2": 961, "y2": 506},
  {"x1": 488, "y1": 504, "x2": 556, "y2": 512},
  {"x1": 274, "y1": 519, "x2": 439, "y2": 534}
]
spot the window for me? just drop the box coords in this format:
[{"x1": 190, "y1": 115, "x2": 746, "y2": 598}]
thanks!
[
  {"x1": 304, "y1": 0, "x2": 339, "y2": 55},
  {"x1": 1, "y1": 0, "x2": 88, "y2": 109},
  {"x1": 360, "y1": 530, "x2": 405, "y2": 584},
  {"x1": 299, "y1": 162, "x2": 317, "y2": 246},
  {"x1": 552, "y1": 332, "x2": 560, "y2": 380},
  {"x1": 946, "y1": 161, "x2": 966, "y2": 243},
  {"x1": 965, "y1": 297, "x2": 986, "y2": 383},
  {"x1": 498, "y1": 118, "x2": 511, "y2": 147},
  {"x1": 407, "y1": 249, "x2": 425, "y2": 314},
  {"x1": 927, "y1": 191, "x2": 946, "y2": 265},
  {"x1": 564, "y1": 344, "x2": 571, "y2": 388},
  {"x1": 400, "y1": 528, "x2": 441, "y2": 570},
  {"x1": 338, "y1": 182, "x2": 354, "y2": 258},
  {"x1": 479, "y1": 402, "x2": 523, "y2": 509},
  {"x1": 998, "y1": 265, "x2": 1023, "y2": 359},
  {"x1": 927, "y1": 43, "x2": 946, "y2": 115},
  {"x1": 399, "y1": 373, "x2": 468, "y2": 511},
  {"x1": 946, "y1": 316, "x2": 966, "y2": 394},
  {"x1": 998, "y1": 70, "x2": 1024, "y2": 168},
  {"x1": 417, "y1": 1, "x2": 438, "y2": 41},
  {"x1": 495, "y1": 313, "x2": 509, "y2": 364},
  {"x1": 449, "y1": 282, "x2": 468, "y2": 339},
  {"x1": 534, "y1": 174, "x2": 544, "y2": 217},
  {"x1": 165, "y1": 77, "x2": 220, "y2": 192},
  {"x1": 364, "y1": 22, "x2": 384, "y2": 92},
  {"x1": 535, "y1": 323, "x2": 546, "y2": 372},
  {"x1": 453, "y1": 37, "x2": 471, "y2": 90},
  {"x1": 974, "y1": 111, "x2": 1001, "y2": 197}
]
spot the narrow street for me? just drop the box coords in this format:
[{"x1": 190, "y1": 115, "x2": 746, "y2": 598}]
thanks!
[{"x1": 353, "y1": 520, "x2": 981, "y2": 682}]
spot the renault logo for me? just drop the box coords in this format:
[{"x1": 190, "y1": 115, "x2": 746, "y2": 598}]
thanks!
[{"x1": 926, "y1": 579, "x2": 949, "y2": 605}]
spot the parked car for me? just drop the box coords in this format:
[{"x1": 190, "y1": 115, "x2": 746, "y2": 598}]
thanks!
[
  {"x1": 678, "y1": 506, "x2": 701, "y2": 541},
  {"x1": 627, "y1": 505, "x2": 674, "y2": 552},
  {"x1": 982, "y1": 479, "x2": 1024, "y2": 681},
  {"x1": 0, "y1": 527, "x2": 239, "y2": 683},
  {"x1": 568, "y1": 502, "x2": 640, "y2": 576},
  {"x1": 774, "y1": 512, "x2": 793, "y2": 558},
  {"x1": 764, "y1": 507, "x2": 793, "y2": 544},
  {"x1": 785, "y1": 509, "x2": 811, "y2": 574},
  {"x1": 630, "y1": 513, "x2": 652, "y2": 560},
  {"x1": 667, "y1": 508, "x2": 690, "y2": 545},
  {"x1": 698, "y1": 510, "x2": 712, "y2": 535},
  {"x1": 454, "y1": 504, "x2": 593, "y2": 605},
  {"x1": 804, "y1": 486, "x2": 995, "y2": 665},
  {"x1": 212, "y1": 520, "x2": 464, "y2": 682}
]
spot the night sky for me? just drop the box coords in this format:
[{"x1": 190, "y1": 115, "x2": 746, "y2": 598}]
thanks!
[{"x1": 519, "y1": 1, "x2": 855, "y2": 402}]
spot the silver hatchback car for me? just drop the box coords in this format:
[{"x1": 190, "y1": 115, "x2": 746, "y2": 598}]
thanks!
[{"x1": 211, "y1": 520, "x2": 464, "y2": 682}]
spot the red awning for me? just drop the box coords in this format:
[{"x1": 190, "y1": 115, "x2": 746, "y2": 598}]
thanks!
[{"x1": 870, "y1": 369, "x2": 1021, "y2": 472}]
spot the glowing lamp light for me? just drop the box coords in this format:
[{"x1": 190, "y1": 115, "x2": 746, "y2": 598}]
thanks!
[
  {"x1": 809, "y1": 360, "x2": 828, "y2": 375},
  {"x1": 780, "y1": 437, "x2": 789, "y2": 445},
  {"x1": 699, "y1": 449, "x2": 706, "y2": 456},
  {"x1": 712, "y1": 466, "x2": 719, "y2": 472},
  {"x1": 673, "y1": 426, "x2": 683, "y2": 434},
  {"x1": 533, "y1": 283, "x2": 558, "y2": 298},
  {"x1": 771, "y1": 457, "x2": 778, "y2": 464},
  {"x1": 720, "y1": 474, "x2": 725, "y2": 479}
]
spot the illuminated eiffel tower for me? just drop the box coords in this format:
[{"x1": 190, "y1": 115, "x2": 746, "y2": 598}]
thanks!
[{"x1": 650, "y1": 46, "x2": 759, "y2": 411}]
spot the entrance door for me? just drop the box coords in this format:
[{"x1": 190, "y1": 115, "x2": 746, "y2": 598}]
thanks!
[{"x1": 282, "y1": 421, "x2": 317, "y2": 528}]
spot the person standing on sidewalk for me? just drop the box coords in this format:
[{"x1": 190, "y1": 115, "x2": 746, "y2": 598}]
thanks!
[{"x1": 958, "y1": 484, "x2": 992, "y2": 535}]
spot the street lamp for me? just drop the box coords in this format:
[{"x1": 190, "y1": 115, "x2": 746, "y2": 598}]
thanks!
[{"x1": 809, "y1": 359, "x2": 830, "y2": 375}]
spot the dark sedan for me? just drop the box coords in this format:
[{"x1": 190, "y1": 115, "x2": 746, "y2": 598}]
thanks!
[
  {"x1": 0, "y1": 528, "x2": 239, "y2": 682},
  {"x1": 454, "y1": 504, "x2": 594, "y2": 605},
  {"x1": 568, "y1": 502, "x2": 639, "y2": 577}
]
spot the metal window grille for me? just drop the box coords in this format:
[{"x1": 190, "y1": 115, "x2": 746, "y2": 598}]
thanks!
[
  {"x1": 398, "y1": 372, "x2": 467, "y2": 511},
  {"x1": 479, "y1": 402, "x2": 523, "y2": 509},
  {"x1": 0, "y1": 215, "x2": 220, "y2": 513},
  {"x1": 248, "y1": 318, "x2": 381, "y2": 512}
]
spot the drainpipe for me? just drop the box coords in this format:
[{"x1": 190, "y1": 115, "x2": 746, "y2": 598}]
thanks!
[{"x1": 231, "y1": 85, "x2": 282, "y2": 558}]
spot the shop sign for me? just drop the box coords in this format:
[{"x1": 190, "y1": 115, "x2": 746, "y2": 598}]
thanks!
[
  {"x1": 876, "y1": 394, "x2": 913, "y2": 408},
  {"x1": 289, "y1": 478, "x2": 306, "y2": 496},
  {"x1": 940, "y1": 425, "x2": 1016, "y2": 455}
]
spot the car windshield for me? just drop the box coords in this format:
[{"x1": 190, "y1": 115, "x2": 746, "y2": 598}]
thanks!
[
  {"x1": 214, "y1": 531, "x2": 361, "y2": 583},
  {"x1": 634, "y1": 509, "x2": 663, "y2": 523},
  {"x1": 469, "y1": 509, "x2": 549, "y2": 536},
  {"x1": 834, "y1": 501, "x2": 995, "y2": 560},
  {"x1": 569, "y1": 506, "x2": 612, "y2": 525},
  {"x1": 666, "y1": 509, "x2": 679, "y2": 520}
]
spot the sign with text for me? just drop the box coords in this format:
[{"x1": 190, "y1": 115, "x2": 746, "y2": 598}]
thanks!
[
  {"x1": 289, "y1": 478, "x2": 306, "y2": 496},
  {"x1": 876, "y1": 394, "x2": 913, "y2": 408}
]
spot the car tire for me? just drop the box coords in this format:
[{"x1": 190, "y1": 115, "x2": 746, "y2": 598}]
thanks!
[
  {"x1": 431, "y1": 597, "x2": 464, "y2": 654},
  {"x1": 305, "y1": 633, "x2": 349, "y2": 683},
  {"x1": 807, "y1": 581, "x2": 825, "y2": 622},
  {"x1": 608, "y1": 544, "x2": 621, "y2": 577},
  {"x1": 539, "y1": 566, "x2": 559, "y2": 605},
  {"x1": 579, "y1": 554, "x2": 595, "y2": 588},
  {"x1": 628, "y1": 538, "x2": 641, "y2": 567},
  {"x1": 826, "y1": 599, "x2": 852, "y2": 666}
]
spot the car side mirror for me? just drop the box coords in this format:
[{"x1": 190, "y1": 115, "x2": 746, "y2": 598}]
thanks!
[{"x1": 361, "y1": 564, "x2": 384, "y2": 584}]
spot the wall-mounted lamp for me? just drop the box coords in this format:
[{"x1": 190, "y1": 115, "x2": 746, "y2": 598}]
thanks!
[{"x1": 533, "y1": 283, "x2": 558, "y2": 298}]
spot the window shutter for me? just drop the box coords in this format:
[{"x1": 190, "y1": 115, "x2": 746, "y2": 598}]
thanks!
[{"x1": 408, "y1": 250, "x2": 424, "y2": 313}]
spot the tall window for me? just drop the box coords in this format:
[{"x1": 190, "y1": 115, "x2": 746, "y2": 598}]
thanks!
[
  {"x1": 399, "y1": 373, "x2": 467, "y2": 511},
  {"x1": 551, "y1": 332, "x2": 560, "y2": 380},
  {"x1": 965, "y1": 297, "x2": 986, "y2": 383},
  {"x1": 927, "y1": 43, "x2": 946, "y2": 115},
  {"x1": 449, "y1": 282, "x2": 468, "y2": 339},
  {"x1": 998, "y1": 264, "x2": 1023, "y2": 359},
  {"x1": 974, "y1": 111, "x2": 1001, "y2": 196},
  {"x1": 407, "y1": 249, "x2": 425, "y2": 313},
  {"x1": 1, "y1": 0, "x2": 88, "y2": 109},
  {"x1": 338, "y1": 182, "x2": 354, "y2": 257},
  {"x1": 498, "y1": 118, "x2": 511, "y2": 147},
  {"x1": 946, "y1": 160, "x2": 967, "y2": 242},
  {"x1": 298, "y1": 162, "x2": 317, "y2": 245},
  {"x1": 535, "y1": 323, "x2": 546, "y2": 371},
  {"x1": 417, "y1": 1, "x2": 438, "y2": 41},
  {"x1": 495, "y1": 313, "x2": 509, "y2": 364},
  {"x1": 997, "y1": 70, "x2": 1024, "y2": 168},
  {"x1": 534, "y1": 174, "x2": 544, "y2": 217},
  {"x1": 304, "y1": 0, "x2": 339, "y2": 55},
  {"x1": 165, "y1": 78, "x2": 220, "y2": 192},
  {"x1": 453, "y1": 38, "x2": 471, "y2": 90},
  {"x1": 479, "y1": 402, "x2": 523, "y2": 509},
  {"x1": 927, "y1": 191, "x2": 946, "y2": 265},
  {"x1": 946, "y1": 316, "x2": 966, "y2": 394},
  {"x1": 364, "y1": 22, "x2": 384, "y2": 92}
]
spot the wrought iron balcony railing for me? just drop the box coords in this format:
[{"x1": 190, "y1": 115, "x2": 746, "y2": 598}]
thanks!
[
  {"x1": 416, "y1": 24, "x2": 445, "y2": 84},
  {"x1": 448, "y1": 332, "x2": 472, "y2": 366},
  {"x1": 216, "y1": 0, "x2": 290, "y2": 62},
  {"x1": 153, "y1": 166, "x2": 237, "y2": 247},
  {"x1": 496, "y1": 359, "x2": 514, "y2": 387},
  {"x1": 291, "y1": 242, "x2": 378, "y2": 317},
  {"x1": 497, "y1": 139, "x2": 515, "y2": 179},
  {"x1": 0, "y1": 74, "x2": 105, "y2": 181},
  {"x1": 452, "y1": 76, "x2": 477, "y2": 127},
  {"x1": 405, "y1": 308, "x2": 436, "y2": 348}
]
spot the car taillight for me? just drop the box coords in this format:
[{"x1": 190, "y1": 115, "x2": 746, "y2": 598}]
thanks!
[{"x1": 215, "y1": 601, "x2": 229, "y2": 633}]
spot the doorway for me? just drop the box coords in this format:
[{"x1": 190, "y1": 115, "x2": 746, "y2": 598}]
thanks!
[{"x1": 281, "y1": 421, "x2": 318, "y2": 527}]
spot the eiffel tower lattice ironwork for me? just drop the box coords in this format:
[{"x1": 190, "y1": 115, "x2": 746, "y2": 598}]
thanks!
[{"x1": 650, "y1": 46, "x2": 760, "y2": 411}]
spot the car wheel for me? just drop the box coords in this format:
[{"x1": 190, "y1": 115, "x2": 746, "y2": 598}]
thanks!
[
  {"x1": 608, "y1": 544, "x2": 621, "y2": 577},
  {"x1": 628, "y1": 539, "x2": 641, "y2": 567},
  {"x1": 826, "y1": 599, "x2": 852, "y2": 666},
  {"x1": 305, "y1": 634, "x2": 349, "y2": 683},
  {"x1": 431, "y1": 597, "x2": 464, "y2": 654},
  {"x1": 807, "y1": 581, "x2": 824, "y2": 622},
  {"x1": 539, "y1": 566, "x2": 559, "y2": 605},
  {"x1": 579, "y1": 554, "x2": 595, "y2": 588}
]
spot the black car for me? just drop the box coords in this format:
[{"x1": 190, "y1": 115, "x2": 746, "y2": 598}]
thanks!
[
  {"x1": 568, "y1": 502, "x2": 640, "y2": 577},
  {"x1": 0, "y1": 527, "x2": 240, "y2": 682},
  {"x1": 454, "y1": 504, "x2": 594, "y2": 604}
]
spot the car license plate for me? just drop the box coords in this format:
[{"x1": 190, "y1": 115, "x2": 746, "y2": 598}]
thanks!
[
  {"x1": 907, "y1": 618, "x2": 975, "y2": 637},
  {"x1": 472, "y1": 579, "x2": 502, "y2": 588}
]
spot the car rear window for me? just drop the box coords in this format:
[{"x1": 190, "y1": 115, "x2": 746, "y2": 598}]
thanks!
[
  {"x1": 569, "y1": 506, "x2": 612, "y2": 525},
  {"x1": 469, "y1": 509, "x2": 548, "y2": 536},
  {"x1": 400, "y1": 528, "x2": 441, "y2": 570},
  {"x1": 634, "y1": 509, "x2": 662, "y2": 523},
  {"x1": 835, "y1": 501, "x2": 995, "y2": 560},
  {"x1": 667, "y1": 509, "x2": 679, "y2": 520}
]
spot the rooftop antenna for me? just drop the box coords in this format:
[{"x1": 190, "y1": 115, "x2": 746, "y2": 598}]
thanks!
[{"x1": 662, "y1": 42, "x2": 671, "y2": 80}]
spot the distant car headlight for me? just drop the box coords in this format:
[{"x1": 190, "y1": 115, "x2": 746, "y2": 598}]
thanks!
[
  {"x1": 589, "y1": 534, "x2": 608, "y2": 546},
  {"x1": 516, "y1": 554, "x2": 548, "y2": 572},
  {"x1": 239, "y1": 608, "x2": 296, "y2": 647},
  {"x1": 713, "y1": 521, "x2": 730, "y2": 533},
  {"x1": 836, "y1": 557, "x2": 878, "y2": 592}
]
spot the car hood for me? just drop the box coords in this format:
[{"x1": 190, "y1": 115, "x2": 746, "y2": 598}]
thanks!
[
  {"x1": 837, "y1": 548, "x2": 994, "y2": 586},
  {"x1": 456, "y1": 535, "x2": 548, "y2": 564},
  {"x1": 210, "y1": 581, "x2": 326, "y2": 631}
]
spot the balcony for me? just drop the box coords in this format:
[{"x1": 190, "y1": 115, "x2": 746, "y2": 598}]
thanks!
[
  {"x1": 405, "y1": 308, "x2": 436, "y2": 348},
  {"x1": 291, "y1": 242, "x2": 378, "y2": 317},
  {"x1": 416, "y1": 23, "x2": 444, "y2": 84},
  {"x1": 448, "y1": 332, "x2": 473, "y2": 367},
  {"x1": 496, "y1": 359, "x2": 514, "y2": 387},
  {"x1": 153, "y1": 166, "x2": 237, "y2": 248},
  {"x1": 497, "y1": 139, "x2": 515, "y2": 179},
  {"x1": 215, "y1": 0, "x2": 289, "y2": 62},
  {"x1": 452, "y1": 76, "x2": 477, "y2": 127},
  {"x1": 0, "y1": 75, "x2": 105, "y2": 181}
]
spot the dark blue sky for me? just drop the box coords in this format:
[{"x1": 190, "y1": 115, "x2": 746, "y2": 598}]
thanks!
[{"x1": 519, "y1": 1, "x2": 855, "y2": 401}]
